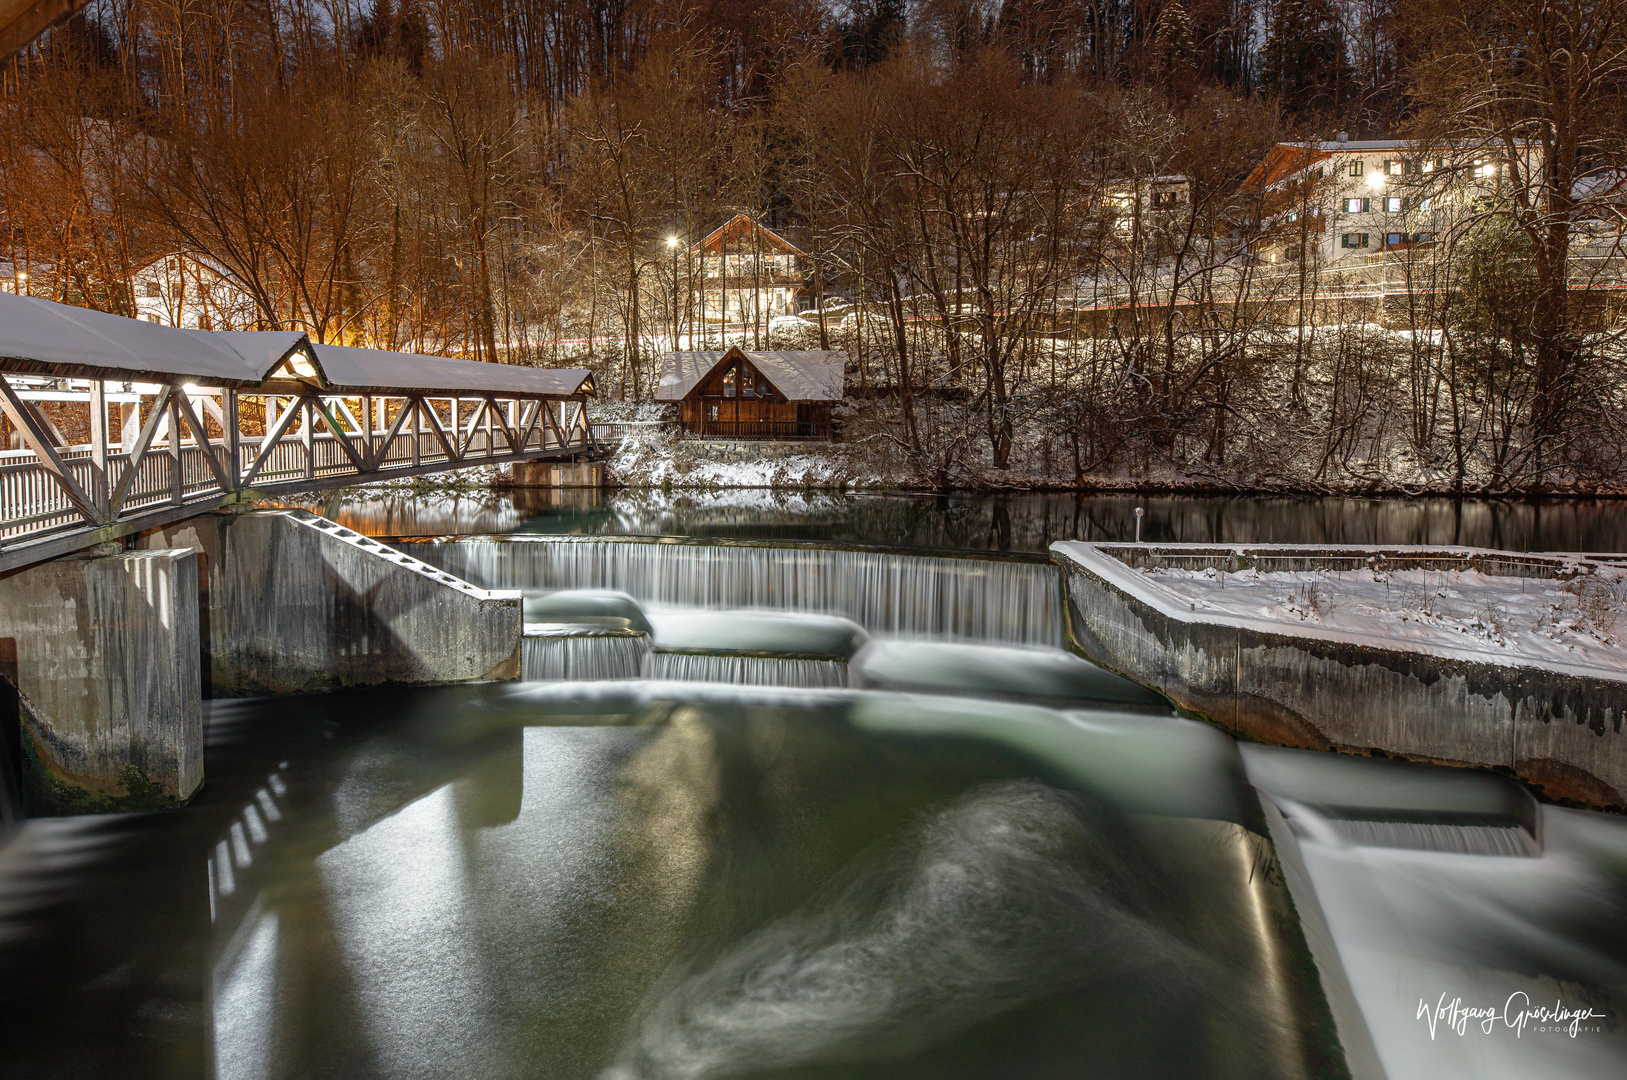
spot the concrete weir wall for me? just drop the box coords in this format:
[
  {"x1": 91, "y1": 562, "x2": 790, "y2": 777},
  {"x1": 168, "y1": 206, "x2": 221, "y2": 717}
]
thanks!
[
  {"x1": 0, "y1": 549, "x2": 202, "y2": 812},
  {"x1": 146, "y1": 510, "x2": 521, "y2": 696},
  {"x1": 1052, "y1": 542, "x2": 1627, "y2": 809}
]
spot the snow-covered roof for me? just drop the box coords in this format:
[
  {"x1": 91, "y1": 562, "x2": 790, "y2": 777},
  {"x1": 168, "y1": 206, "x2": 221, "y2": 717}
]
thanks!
[
  {"x1": 656, "y1": 350, "x2": 846, "y2": 402},
  {"x1": 691, "y1": 215, "x2": 806, "y2": 258},
  {"x1": 0, "y1": 291, "x2": 596, "y2": 397},
  {"x1": 0, "y1": 291, "x2": 300, "y2": 385},
  {"x1": 307, "y1": 343, "x2": 595, "y2": 397}
]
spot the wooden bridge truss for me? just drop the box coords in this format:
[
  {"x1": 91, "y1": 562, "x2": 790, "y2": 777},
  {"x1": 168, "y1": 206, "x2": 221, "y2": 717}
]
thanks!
[{"x1": 0, "y1": 376, "x2": 595, "y2": 572}]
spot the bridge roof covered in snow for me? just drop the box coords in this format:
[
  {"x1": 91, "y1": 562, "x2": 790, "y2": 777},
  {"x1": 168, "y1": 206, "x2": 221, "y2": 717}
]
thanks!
[
  {"x1": 657, "y1": 348, "x2": 845, "y2": 402},
  {"x1": 0, "y1": 292, "x2": 594, "y2": 398},
  {"x1": 304, "y1": 343, "x2": 594, "y2": 398}
]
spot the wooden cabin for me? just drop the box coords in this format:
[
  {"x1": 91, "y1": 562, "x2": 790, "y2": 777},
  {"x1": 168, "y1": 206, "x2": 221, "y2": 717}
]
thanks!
[{"x1": 657, "y1": 347, "x2": 845, "y2": 440}]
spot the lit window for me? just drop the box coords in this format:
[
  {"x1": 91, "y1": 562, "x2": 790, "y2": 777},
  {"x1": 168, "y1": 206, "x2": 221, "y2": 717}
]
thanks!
[
  {"x1": 1341, "y1": 233, "x2": 1362, "y2": 248},
  {"x1": 1387, "y1": 160, "x2": 1404, "y2": 175},
  {"x1": 147, "y1": 314, "x2": 161, "y2": 323},
  {"x1": 1350, "y1": 161, "x2": 1364, "y2": 177},
  {"x1": 1344, "y1": 197, "x2": 1366, "y2": 213},
  {"x1": 1386, "y1": 197, "x2": 1403, "y2": 213},
  {"x1": 145, "y1": 282, "x2": 160, "y2": 297},
  {"x1": 1417, "y1": 197, "x2": 1432, "y2": 212},
  {"x1": 1286, "y1": 211, "x2": 1299, "y2": 223},
  {"x1": 1421, "y1": 159, "x2": 1434, "y2": 173}
]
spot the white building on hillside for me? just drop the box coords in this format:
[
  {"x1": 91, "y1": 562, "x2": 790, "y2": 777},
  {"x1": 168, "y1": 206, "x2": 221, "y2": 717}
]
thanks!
[
  {"x1": 131, "y1": 253, "x2": 259, "y2": 330},
  {"x1": 1241, "y1": 136, "x2": 1543, "y2": 266}
]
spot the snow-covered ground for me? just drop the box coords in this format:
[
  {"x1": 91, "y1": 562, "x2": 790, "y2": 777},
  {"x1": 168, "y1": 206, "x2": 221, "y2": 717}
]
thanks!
[{"x1": 1139, "y1": 564, "x2": 1627, "y2": 675}]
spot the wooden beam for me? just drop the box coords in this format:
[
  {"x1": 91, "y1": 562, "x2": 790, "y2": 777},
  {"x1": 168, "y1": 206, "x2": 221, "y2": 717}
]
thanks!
[
  {"x1": 459, "y1": 396, "x2": 491, "y2": 457},
  {"x1": 308, "y1": 397, "x2": 369, "y2": 473},
  {"x1": 107, "y1": 386, "x2": 175, "y2": 517},
  {"x1": 418, "y1": 398, "x2": 460, "y2": 462},
  {"x1": 240, "y1": 392, "x2": 307, "y2": 488},
  {"x1": 0, "y1": 0, "x2": 88, "y2": 65},
  {"x1": 368, "y1": 397, "x2": 416, "y2": 471},
  {"x1": 173, "y1": 389, "x2": 234, "y2": 492},
  {"x1": 0, "y1": 375, "x2": 101, "y2": 525}
]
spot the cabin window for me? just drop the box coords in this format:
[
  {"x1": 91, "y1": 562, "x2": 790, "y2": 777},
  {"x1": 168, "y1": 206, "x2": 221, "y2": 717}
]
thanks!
[
  {"x1": 706, "y1": 404, "x2": 718, "y2": 421},
  {"x1": 145, "y1": 281, "x2": 160, "y2": 297},
  {"x1": 723, "y1": 366, "x2": 737, "y2": 398}
]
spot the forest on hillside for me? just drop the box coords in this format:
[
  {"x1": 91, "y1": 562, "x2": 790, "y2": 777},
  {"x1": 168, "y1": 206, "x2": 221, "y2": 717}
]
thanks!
[{"x1": 4, "y1": 0, "x2": 1627, "y2": 491}]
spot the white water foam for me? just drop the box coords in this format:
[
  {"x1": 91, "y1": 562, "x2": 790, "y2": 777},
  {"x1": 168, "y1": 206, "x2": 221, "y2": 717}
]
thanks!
[{"x1": 601, "y1": 780, "x2": 1192, "y2": 1079}]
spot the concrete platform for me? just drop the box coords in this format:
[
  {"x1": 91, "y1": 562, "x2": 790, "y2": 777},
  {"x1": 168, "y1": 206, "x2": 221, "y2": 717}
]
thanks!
[{"x1": 1052, "y1": 542, "x2": 1627, "y2": 809}]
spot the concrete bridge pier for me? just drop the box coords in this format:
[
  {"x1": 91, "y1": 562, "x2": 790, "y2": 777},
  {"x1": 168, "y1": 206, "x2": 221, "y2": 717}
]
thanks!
[
  {"x1": 0, "y1": 508, "x2": 520, "y2": 816},
  {"x1": 145, "y1": 509, "x2": 521, "y2": 697},
  {"x1": 0, "y1": 548, "x2": 202, "y2": 813}
]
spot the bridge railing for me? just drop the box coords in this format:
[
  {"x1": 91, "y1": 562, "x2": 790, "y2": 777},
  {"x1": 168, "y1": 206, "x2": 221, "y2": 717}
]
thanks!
[{"x1": 0, "y1": 380, "x2": 594, "y2": 570}]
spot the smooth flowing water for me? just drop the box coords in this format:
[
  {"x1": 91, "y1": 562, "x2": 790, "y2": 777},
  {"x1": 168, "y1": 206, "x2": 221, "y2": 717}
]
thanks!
[
  {"x1": 4, "y1": 492, "x2": 1627, "y2": 1079},
  {"x1": 292, "y1": 489, "x2": 1627, "y2": 554},
  {"x1": 420, "y1": 537, "x2": 1062, "y2": 645}
]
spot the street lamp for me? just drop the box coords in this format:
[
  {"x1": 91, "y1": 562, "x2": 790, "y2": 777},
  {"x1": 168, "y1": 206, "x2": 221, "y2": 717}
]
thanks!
[{"x1": 667, "y1": 235, "x2": 681, "y2": 349}]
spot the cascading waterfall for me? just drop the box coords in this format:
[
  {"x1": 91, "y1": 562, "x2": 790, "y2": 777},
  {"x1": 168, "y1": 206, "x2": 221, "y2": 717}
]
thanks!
[
  {"x1": 522, "y1": 631, "x2": 651, "y2": 680},
  {"x1": 642, "y1": 653, "x2": 848, "y2": 688},
  {"x1": 1329, "y1": 819, "x2": 1541, "y2": 858},
  {"x1": 410, "y1": 537, "x2": 1062, "y2": 645}
]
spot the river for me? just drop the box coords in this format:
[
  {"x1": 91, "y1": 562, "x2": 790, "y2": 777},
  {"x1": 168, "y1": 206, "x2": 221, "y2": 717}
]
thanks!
[{"x1": 0, "y1": 491, "x2": 1623, "y2": 1079}]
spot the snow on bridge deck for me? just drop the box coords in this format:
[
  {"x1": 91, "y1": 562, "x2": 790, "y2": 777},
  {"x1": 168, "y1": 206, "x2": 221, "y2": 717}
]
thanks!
[{"x1": 0, "y1": 292, "x2": 598, "y2": 570}]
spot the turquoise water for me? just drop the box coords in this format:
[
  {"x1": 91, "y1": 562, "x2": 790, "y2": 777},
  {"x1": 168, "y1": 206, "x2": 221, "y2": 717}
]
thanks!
[{"x1": 4, "y1": 501, "x2": 1627, "y2": 1078}]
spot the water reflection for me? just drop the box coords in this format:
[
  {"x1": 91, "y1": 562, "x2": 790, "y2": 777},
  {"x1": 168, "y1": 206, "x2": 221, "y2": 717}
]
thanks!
[
  {"x1": 3, "y1": 682, "x2": 1626, "y2": 1078},
  {"x1": 290, "y1": 488, "x2": 1627, "y2": 554}
]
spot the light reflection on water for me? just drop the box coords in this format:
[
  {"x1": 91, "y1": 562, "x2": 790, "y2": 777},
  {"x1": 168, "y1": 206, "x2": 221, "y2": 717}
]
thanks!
[
  {"x1": 2, "y1": 685, "x2": 1626, "y2": 1078},
  {"x1": 286, "y1": 488, "x2": 1627, "y2": 554}
]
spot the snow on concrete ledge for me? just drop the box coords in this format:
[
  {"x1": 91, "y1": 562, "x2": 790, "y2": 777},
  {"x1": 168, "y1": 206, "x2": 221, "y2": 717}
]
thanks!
[
  {"x1": 1051, "y1": 541, "x2": 1627, "y2": 808},
  {"x1": 1054, "y1": 542, "x2": 1627, "y2": 682}
]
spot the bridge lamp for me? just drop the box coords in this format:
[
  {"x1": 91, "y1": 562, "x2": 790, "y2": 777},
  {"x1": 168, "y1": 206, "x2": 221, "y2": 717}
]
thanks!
[{"x1": 183, "y1": 383, "x2": 201, "y2": 393}]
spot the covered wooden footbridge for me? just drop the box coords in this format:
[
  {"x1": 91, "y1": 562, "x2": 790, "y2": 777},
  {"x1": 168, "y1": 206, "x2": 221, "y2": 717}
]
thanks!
[{"x1": 0, "y1": 293, "x2": 597, "y2": 571}]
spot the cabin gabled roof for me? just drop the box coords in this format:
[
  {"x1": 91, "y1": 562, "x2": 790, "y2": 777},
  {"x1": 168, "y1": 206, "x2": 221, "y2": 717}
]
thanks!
[
  {"x1": 690, "y1": 214, "x2": 806, "y2": 258},
  {"x1": 656, "y1": 348, "x2": 845, "y2": 402}
]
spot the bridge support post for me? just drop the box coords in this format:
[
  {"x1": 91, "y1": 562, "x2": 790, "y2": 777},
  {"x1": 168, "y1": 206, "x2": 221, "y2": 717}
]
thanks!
[
  {"x1": 0, "y1": 549, "x2": 203, "y2": 813},
  {"x1": 145, "y1": 509, "x2": 521, "y2": 696}
]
